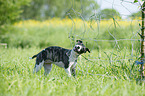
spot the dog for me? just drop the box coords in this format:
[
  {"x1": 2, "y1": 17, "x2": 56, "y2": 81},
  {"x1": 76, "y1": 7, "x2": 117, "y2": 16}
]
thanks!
[{"x1": 30, "y1": 40, "x2": 90, "y2": 77}]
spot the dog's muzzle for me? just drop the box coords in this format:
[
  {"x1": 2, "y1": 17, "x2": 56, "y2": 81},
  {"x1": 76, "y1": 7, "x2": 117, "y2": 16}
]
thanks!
[{"x1": 73, "y1": 46, "x2": 87, "y2": 54}]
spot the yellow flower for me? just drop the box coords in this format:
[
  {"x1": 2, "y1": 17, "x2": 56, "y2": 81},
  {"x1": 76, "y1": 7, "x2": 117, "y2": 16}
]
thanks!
[{"x1": 14, "y1": 18, "x2": 141, "y2": 29}]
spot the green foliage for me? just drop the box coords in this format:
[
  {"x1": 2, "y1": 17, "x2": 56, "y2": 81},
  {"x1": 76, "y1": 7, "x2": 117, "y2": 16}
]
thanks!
[
  {"x1": 0, "y1": 25, "x2": 70, "y2": 48},
  {"x1": 0, "y1": 19, "x2": 140, "y2": 50},
  {"x1": 134, "y1": 0, "x2": 138, "y2": 3},
  {"x1": 99, "y1": 9, "x2": 121, "y2": 19},
  {"x1": 21, "y1": 0, "x2": 99, "y2": 20},
  {"x1": 0, "y1": 0, "x2": 30, "y2": 25},
  {"x1": 129, "y1": 11, "x2": 141, "y2": 19},
  {"x1": 0, "y1": 48, "x2": 144, "y2": 96},
  {"x1": 134, "y1": 0, "x2": 144, "y2": 3}
]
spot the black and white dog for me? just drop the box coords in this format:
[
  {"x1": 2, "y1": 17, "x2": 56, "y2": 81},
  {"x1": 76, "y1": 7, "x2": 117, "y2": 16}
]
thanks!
[{"x1": 30, "y1": 40, "x2": 90, "y2": 77}]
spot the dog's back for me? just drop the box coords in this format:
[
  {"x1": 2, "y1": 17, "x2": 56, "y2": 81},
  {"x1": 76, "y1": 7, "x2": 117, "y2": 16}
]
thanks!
[
  {"x1": 30, "y1": 40, "x2": 90, "y2": 77},
  {"x1": 32, "y1": 46, "x2": 71, "y2": 67}
]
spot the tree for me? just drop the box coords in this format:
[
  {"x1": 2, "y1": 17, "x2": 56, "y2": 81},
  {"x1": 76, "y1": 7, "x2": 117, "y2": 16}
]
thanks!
[
  {"x1": 133, "y1": 0, "x2": 145, "y2": 78},
  {"x1": 99, "y1": 8, "x2": 121, "y2": 19},
  {"x1": 129, "y1": 11, "x2": 141, "y2": 19},
  {"x1": 21, "y1": 0, "x2": 99, "y2": 20},
  {"x1": 0, "y1": 0, "x2": 30, "y2": 25}
]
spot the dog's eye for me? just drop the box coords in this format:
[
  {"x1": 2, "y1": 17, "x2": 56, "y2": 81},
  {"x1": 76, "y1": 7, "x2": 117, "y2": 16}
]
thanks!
[{"x1": 77, "y1": 46, "x2": 80, "y2": 49}]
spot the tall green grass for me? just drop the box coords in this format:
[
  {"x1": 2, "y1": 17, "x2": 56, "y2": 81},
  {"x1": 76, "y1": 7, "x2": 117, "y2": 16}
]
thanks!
[
  {"x1": 0, "y1": 19, "x2": 141, "y2": 50},
  {"x1": 0, "y1": 19, "x2": 144, "y2": 96},
  {"x1": 0, "y1": 48, "x2": 144, "y2": 96}
]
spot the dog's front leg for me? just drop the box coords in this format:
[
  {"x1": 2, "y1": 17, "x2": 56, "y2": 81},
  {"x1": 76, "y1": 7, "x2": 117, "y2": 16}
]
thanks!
[
  {"x1": 71, "y1": 62, "x2": 76, "y2": 77},
  {"x1": 71, "y1": 68, "x2": 76, "y2": 77},
  {"x1": 64, "y1": 68, "x2": 71, "y2": 77},
  {"x1": 64, "y1": 62, "x2": 76, "y2": 77}
]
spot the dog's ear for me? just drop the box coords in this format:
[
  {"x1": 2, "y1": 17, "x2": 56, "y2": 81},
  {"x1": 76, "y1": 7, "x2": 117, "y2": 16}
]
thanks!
[
  {"x1": 86, "y1": 48, "x2": 90, "y2": 53},
  {"x1": 76, "y1": 40, "x2": 83, "y2": 43}
]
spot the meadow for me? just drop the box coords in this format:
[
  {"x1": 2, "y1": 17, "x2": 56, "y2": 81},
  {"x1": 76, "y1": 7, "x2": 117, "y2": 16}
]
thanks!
[{"x1": 0, "y1": 18, "x2": 145, "y2": 96}]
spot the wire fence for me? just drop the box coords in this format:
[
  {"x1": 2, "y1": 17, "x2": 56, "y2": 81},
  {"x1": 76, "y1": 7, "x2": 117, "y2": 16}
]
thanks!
[
  {"x1": 66, "y1": 0, "x2": 145, "y2": 79},
  {"x1": 1, "y1": 0, "x2": 144, "y2": 79}
]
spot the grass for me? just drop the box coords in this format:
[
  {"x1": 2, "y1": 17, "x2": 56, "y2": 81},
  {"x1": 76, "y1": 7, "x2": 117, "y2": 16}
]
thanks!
[
  {"x1": 0, "y1": 18, "x2": 141, "y2": 49},
  {"x1": 0, "y1": 47, "x2": 144, "y2": 96},
  {"x1": 0, "y1": 18, "x2": 144, "y2": 96}
]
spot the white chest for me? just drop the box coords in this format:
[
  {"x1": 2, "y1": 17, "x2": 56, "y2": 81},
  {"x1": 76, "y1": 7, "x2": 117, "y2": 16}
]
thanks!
[{"x1": 68, "y1": 50, "x2": 79, "y2": 68}]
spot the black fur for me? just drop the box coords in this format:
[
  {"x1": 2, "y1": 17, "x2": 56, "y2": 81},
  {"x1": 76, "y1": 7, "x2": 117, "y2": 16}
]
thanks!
[
  {"x1": 30, "y1": 40, "x2": 90, "y2": 77},
  {"x1": 32, "y1": 46, "x2": 71, "y2": 69}
]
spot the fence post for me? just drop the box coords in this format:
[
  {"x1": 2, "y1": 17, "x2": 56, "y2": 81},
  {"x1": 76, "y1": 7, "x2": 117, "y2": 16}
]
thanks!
[{"x1": 141, "y1": 2, "x2": 145, "y2": 78}]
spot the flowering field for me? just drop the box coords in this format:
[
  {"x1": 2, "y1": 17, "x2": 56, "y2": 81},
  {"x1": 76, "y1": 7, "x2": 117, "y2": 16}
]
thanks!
[
  {"x1": 0, "y1": 18, "x2": 144, "y2": 96},
  {"x1": 14, "y1": 18, "x2": 138, "y2": 28},
  {"x1": 1, "y1": 18, "x2": 141, "y2": 50}
]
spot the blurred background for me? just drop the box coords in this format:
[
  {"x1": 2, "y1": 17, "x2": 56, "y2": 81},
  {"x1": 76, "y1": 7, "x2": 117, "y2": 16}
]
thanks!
[
  {"x1": 1, "y1": 1, "x2": 145, "y2": 95},
  {"x1": 0, "y1": 0, "x2": 142, "y2": 50}
]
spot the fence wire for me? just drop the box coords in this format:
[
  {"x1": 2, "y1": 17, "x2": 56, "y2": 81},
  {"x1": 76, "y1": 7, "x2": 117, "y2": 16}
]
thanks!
[{"x1": 66, "y1": 0, "x2": 143, "y2": 78}]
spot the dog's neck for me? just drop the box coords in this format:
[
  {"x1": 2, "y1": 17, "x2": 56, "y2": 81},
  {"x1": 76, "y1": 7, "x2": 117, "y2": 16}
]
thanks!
[{"x1": 69, "y1": 49, "x2": 80, "y2": 62}]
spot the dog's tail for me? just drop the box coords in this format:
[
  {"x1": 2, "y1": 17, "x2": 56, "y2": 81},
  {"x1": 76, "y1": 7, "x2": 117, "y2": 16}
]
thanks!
[{"x1": 29, "y1": 54, "x2": 37, "y2": 59}]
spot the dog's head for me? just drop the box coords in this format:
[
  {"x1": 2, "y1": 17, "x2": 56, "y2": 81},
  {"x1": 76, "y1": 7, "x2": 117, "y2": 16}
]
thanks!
[{"x1": 73, "y1": 40, "x2": 90, "y2": 54}]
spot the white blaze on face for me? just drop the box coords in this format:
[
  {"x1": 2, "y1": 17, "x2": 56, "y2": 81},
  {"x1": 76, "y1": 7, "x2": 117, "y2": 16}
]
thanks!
[{"x1": 75, "y1": 45, "x2": 83, "y2": 52}]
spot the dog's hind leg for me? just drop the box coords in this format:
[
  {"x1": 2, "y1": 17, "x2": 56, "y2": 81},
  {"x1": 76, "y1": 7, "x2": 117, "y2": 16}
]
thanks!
[
  {"x1": 71, "y1": 67, "x2": 76, "y2": 77},
  {"x1": 43, "y1": 63, "x2": 52, "y2": 76},
  {"x1": 33, "y1": 60, "x2": 44, "y2": 73}
]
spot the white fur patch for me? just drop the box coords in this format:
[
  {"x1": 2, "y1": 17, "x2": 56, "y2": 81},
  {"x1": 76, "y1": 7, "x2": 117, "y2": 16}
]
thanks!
[
  {"x1": 64, "y1": 49, "x2": 78, "y2": 77},
  {"x1": 69, "y1": 49, "x2": 78, "y2": 62},
  {"x1": 75, "y1": 45, "x2": 83, "y2": 52},
  {"x1": 64, "y1": 68, "x2": 71, "y2": 77}
]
